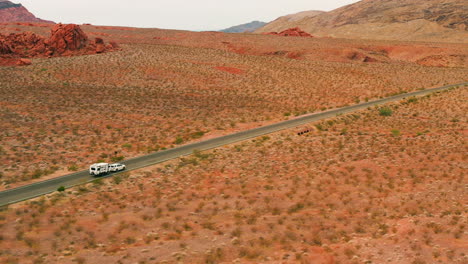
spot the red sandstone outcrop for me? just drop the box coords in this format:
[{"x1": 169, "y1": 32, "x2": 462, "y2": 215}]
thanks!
[
  {"x1": 0, "y1": 23, "x2": 119, "y2": 65},
  {"x1": 16, "y1": 58, "x2": 31, "y2": 65},
  {"x1": 94, "y1": 37, "x2": 106, "y2": 53},
  {"x1": 0, "y1": 39, "x2": 12, "y2": 54},
  {"x1": 0, "y1": 31, "x2": 47, "y2": 56},
  {"x1": 47, "y1": 24, "x2": 88, "y2": 54},
  {"x1": 264, "y1": 27, "x2": 313, "y2": 37}
]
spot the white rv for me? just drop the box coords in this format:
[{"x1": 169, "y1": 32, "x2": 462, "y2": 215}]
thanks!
[
  {"x1": 89, "y1": 163, "x2": 126, "y2": 176},
  {"x1": 89, "y1": 163, "x2": 109, "y2": 176}
]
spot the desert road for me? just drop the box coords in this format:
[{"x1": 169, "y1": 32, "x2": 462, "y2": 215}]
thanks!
[{"x1": 0, "y1": 82, "x2": 466, "y2": 206}]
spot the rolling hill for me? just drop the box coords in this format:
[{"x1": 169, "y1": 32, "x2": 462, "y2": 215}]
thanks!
[
  {"x1": 256, "y1": 0, "x2": 468, "y2": 43},
  {"x1": 0, "y1": 0, "x2": 53, "y2": 23},
  {"x1": 220, "y1": 21, "x2": 267, "y2": 33}
]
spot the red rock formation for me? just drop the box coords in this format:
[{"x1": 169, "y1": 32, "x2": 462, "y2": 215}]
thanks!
[
  {"x1": 109, "y1": 41, "x2": 119, "y2": 49},
  {"x1": 0, "y1": 39, "x2": 12, "y2": 54},
  {"x1": 47, "y1": 24, "x2": 88, "y2": 54},
  {"x1": 264, "y1": 27, "x2": 313, "y2": 37},
  {"x1": 0, "y1": 31, "x2": 46, "y2": 56},
  {"x1": 94, "y1": 37, "x2": 106, "y2": 53},
  {"x1": 16, "y1": 58, "x2": 31, "y2": 66},
  {"x1": 0, "y1": 23, "x2": 119, "y2": 66}
]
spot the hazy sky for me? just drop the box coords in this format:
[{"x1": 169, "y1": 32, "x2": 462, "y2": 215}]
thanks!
[{"x1": 17, "y1": 0, "x2": 360, "y2": 31}]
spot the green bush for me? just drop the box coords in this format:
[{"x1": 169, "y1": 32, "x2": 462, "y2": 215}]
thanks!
[
  {"x1": 174, "y1": 136, "x2": 184, "y2": 144},
  {"x1": 379, "y1": 107, "x2": 393, "y2": 116},
  {"x1": 391, "y1": 129, "x2": 401, "y2": 137},
  {"x1": 190, "y1": 131, "x2": 205, "y2": 139},
  {"x1": 122, "y1": 143, "x2": 132, "y2": 149},
  {"x1": 57, "y1": 186, "x2": 65, "y2": 192}
]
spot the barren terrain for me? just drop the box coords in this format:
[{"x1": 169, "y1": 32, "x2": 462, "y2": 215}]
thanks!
[
  {"x1": 0, "y1": 86, "x2": 466, "y2": 264},
  {"x1": 0, "y1": 23, "x2": 467, "y2": 189},
  {"x1": 255, "y1": 0, "x2": 468, "y2": 43}
]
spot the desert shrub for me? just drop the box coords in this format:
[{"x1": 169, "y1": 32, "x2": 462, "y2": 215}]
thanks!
[
  {"x1": 93, "y1": 179, "x2": 104, "y2": 187},
  {"x1": 288, "y1": 202, "x2": 305, "y2": 214},
  {"x1": 193, "y1": 150, "x2": 210, "y2": 160},
  {"x1": 57, "y1": 186, "x2": 65, "y2": 192},
  {"x1": 125, "y1": 237, "x2": 136, "y2": 244},
  {"x1": 68, "y1": 164, "x2": 78, "y2": 171},
  {"x1": 31, "y1": 169, "x2": 44, "y2": 179},
  {"x1": 231, "y1": 227, "x2": 242, "y2": 237},
  {"x1": 344, "y1": 247, "x2": 355, "y2": 258},
  {"x1": 205, "y1": 248, "x2": 224, "y2": 264},
  {"x1": 174, "y1": 136, "x2": 184, "y2": 144},
  {"x1": 113, "y1": 175, "x2": 122, "y2": 185},
  {"x1": 379, "y1": 107, "x2": 393, "y2": 116},
  {"x1": 391, "y1": 129, "x2": 401, "y2": 137},
  {"x1": 315, "y1": 124, "x2": 325, "y2": 131},
  {"x1": 239, "y1": 247, "x2": 262, "y2": 259},
  {"x1": 191, "y1": 131, "x2": 205, "y2": 139},
  {"x1": 412, "y1": 258, "x2": 426, "y2": 264},
  {"x1": 111, "y1": 156, "x2": 125, "y2": 162},
  {"x1": 122, "y1": 143, "x2": 132, "y2": 149}
]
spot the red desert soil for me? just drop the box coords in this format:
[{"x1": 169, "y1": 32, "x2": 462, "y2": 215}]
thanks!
[
  {"x1": 214, "y1": 66, "x2": 244, "y2": 74},
  {"x1": 0, "y1": 23, "x2": 466, "y2": 190},
  {"x1": 0, "y1": 87, "x2": 465, "y2": 264}
]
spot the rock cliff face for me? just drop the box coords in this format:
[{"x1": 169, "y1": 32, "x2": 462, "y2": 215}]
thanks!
[
  {"x1": 0, "y1": 24, "x2": 118, "y2": 65},
  {"x1": 256, "y1": 0, "x2": 468, "y2": 43},
  {"x1": 0, "y1": 1, "x2": 54, "y2": 24}
]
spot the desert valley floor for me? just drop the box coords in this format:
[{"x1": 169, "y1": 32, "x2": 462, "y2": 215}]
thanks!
[{"x1": 0, "y1": 22, "x2": 467, "y2": 263}]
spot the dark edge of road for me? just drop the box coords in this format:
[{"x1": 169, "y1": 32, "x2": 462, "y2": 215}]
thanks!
[{"x1": 0, "y1": 82, "x2": 466, "y2": 207}]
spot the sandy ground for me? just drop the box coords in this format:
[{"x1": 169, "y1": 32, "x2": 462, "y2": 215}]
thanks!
[{"x1": 0, "y1": 86, "x2": 466, "y2": 264}]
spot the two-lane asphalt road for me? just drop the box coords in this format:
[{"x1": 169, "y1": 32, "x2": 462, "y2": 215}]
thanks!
[{"x1": 0, "y1": 82, "x2": 466, "y2": 206}]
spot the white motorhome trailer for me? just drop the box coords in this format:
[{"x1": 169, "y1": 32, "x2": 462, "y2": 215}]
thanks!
[{"x1": 89, "y1": 163, "x2": 109, "y2": 176}]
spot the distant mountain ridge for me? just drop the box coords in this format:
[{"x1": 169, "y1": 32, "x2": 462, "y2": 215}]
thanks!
[
  {"x1": 0, "y1": 1, "x2": 21, "y2": 10},
  {"x1": 256, "y1": 0, "x2": 468, "y2": 43},
  {"x1": 220, "y1": 21, "x2": 267, "y2": 33},
  {"x1": 0, "y1": 0, "x2": 54, "y2": 24}
]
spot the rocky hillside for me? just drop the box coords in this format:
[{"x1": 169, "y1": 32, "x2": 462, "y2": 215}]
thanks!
[
  {"x1": 0, "y1": 0, "x2": 53, "y2": 23},
  {"x1": 220, "y1": 21, "x2": 267, "y2": 33},
  {"x1": 256, "y1": 0, "x2": 468, "y2": 43},
  {"x1": 257, "y1": 10, "x2": 324, "y2": 33}
]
